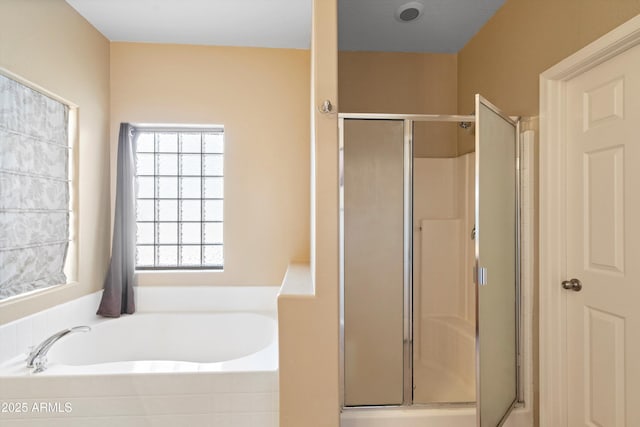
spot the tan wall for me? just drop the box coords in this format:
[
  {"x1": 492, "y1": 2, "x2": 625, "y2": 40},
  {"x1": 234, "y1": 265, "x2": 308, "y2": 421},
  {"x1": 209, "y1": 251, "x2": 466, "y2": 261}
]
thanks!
[
  {"x1": 278, "y1": 0, "x2": 340, "y2": 426},
  {"x1": 110, "y1": 43, "x2": 310, "y2": 286},
  {"x1": 459, "y1": 4, "x2": 640, "y2": 423},
  {"x1": 339, "y1": 51, "x2": 457, "y2": 114},
  {"x1": 458, "y1": 0, "x2": 640, "y2": 118},
  {"x1": 0, "y1": 0, "x2": 110, "y2": 324},
  {"x1": 339, "y1": 51, "x2": 458, "y2": 157}
]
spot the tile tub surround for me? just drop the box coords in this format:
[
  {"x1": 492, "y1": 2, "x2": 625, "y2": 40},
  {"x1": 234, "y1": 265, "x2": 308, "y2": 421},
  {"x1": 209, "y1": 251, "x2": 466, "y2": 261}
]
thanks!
[
  {"x1": 0, "y1": 286, "x2": 280, "y2": 427},
  {"x1": 0, "y1": 371, "x2": 279, "y2": 427}
]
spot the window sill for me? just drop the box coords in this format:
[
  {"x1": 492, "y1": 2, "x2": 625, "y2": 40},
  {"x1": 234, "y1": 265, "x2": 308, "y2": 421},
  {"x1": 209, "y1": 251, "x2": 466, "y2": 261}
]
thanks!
[
  {"x1": 0, "y1": 281, "x2": 80, "y2": 324},
  {"x1": 136, "y1": 269, "x2": 224, "y2": 274},
  {"x1": 0, "y1": 281, "x2": 80, "y2": 308},
  {"x1": 136, "y1": 270, "x2": 226, "y2": 287}
]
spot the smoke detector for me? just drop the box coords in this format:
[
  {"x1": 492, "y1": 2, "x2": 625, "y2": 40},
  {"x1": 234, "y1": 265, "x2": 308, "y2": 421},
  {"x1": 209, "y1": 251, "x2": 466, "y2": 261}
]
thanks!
[{"x1": 396, "y1": 1, "x2": 424, "y2": 23}]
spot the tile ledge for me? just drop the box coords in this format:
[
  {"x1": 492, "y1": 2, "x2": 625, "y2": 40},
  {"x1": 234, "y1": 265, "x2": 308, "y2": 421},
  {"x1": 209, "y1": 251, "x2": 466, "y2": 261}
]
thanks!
[{"x1": 278, "y1": 263, "x2": 313, "y2": 297}]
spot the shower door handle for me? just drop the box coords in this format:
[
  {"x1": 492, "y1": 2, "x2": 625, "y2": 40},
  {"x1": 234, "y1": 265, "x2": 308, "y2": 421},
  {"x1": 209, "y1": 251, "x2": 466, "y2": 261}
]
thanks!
[{"x1": 476, "y1": 266, "x2": 488, "y2": 286}]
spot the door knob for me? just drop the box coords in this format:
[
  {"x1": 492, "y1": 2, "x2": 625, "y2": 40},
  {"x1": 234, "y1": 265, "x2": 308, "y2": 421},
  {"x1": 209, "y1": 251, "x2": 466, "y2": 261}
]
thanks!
[{"x1": 561, "y1": 278, "x2": 582, "y2": 292}]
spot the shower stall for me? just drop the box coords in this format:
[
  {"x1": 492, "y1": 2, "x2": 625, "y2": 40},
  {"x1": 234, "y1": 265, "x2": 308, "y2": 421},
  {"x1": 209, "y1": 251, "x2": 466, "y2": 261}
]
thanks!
[{"x1": 339, "y1": 96, "x2": 521, "y2": 427}]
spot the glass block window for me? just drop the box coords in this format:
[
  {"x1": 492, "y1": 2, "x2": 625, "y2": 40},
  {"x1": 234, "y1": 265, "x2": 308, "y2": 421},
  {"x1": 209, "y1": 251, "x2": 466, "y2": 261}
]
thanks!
[{"x1": 135, "y1": 127, "x2": 224, "y2": 269}]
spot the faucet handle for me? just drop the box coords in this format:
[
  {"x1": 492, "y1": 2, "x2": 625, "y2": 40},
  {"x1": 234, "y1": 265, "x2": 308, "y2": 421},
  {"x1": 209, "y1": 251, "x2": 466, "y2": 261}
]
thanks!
[{"x1": 33, "y1": 356, "x2": 48, "y2": 373}]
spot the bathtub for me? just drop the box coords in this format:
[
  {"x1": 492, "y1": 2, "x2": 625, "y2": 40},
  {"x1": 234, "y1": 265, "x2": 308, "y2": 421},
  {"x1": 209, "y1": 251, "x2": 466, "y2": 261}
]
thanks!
[{"x1": 0, "y1": 286, "x2": 279, "y2": 427}]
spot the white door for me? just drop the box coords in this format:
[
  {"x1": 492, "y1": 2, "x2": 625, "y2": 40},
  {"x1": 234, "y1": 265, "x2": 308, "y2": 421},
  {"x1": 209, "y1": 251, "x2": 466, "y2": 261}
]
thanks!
[{"x1": 564, "y1": 42, "x2": 640, "y2": 426}]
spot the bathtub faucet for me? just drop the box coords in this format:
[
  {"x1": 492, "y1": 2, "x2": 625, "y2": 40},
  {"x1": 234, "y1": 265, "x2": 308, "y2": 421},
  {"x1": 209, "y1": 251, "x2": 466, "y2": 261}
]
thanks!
[{"x1": 26, "y1": 326, "x2": 91, "y2": 373}]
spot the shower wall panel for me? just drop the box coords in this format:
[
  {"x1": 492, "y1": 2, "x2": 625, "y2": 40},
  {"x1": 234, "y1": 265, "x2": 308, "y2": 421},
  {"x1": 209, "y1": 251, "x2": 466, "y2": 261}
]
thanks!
[
  {"x1": 413, "y1": 153, "x2": 476, "y2": 403},
  {"x1": 459, "y1": 152, "x2": 476, "y2": 323}
]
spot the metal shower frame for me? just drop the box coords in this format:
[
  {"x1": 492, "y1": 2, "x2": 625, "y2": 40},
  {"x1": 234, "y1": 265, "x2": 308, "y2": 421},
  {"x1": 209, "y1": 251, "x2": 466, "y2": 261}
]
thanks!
[{"x1": 338, "y1": 111, "x2": 522, "y2": 419}]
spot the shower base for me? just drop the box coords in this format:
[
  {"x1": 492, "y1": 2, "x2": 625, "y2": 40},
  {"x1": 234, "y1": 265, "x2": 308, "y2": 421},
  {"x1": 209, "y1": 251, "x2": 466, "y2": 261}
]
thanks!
[
  {"x1": 341, "y1": 406, "x2": 530, "y2": 427},
  {"x1": 413, "y1": 362, "x2": 475, "y2": 403}
]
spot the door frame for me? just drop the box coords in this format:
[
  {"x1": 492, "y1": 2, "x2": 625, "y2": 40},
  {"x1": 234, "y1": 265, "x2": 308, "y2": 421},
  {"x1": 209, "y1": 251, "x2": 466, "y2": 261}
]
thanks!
[{"x1": 539, "y1": 14, "x2": 640, "y2": 427}]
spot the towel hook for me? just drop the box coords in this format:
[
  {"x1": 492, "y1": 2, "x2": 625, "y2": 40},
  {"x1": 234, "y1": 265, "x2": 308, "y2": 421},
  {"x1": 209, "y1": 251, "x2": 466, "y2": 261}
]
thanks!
[{"x1": 318, "y1": 99, "x2": 335, "y2": 114}]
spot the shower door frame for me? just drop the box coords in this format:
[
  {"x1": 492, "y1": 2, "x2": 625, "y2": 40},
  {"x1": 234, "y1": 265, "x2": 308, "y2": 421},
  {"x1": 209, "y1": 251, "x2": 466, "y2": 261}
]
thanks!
[
  {"x1": 474, "y1": 96, "x2": 522, "y2": 427},
  {"x1": 339, "y1": 113, "x2": 479, "y2": 410}
]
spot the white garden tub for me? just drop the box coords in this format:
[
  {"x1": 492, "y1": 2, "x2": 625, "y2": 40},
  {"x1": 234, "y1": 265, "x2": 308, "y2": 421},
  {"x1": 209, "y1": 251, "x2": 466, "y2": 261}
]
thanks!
[{"x1": 0, "y1": 286, "x2": 279, "y2": 427}]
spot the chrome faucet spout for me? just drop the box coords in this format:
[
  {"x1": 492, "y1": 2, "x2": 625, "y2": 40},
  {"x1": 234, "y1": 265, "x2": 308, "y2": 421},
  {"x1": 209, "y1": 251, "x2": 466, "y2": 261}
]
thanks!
[{"x1": 26, "y1": 326, "x2": 91, "y2": 373}]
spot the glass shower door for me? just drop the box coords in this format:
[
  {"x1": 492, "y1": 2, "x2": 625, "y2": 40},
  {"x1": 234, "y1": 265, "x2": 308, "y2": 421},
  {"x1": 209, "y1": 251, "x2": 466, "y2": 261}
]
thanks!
[
  {"x1": 339, "y1": 107, "x2": 521, "y2": 423},
  {"x1": 342, "y1": 119, "x2": 406, "y2": 406},
  {"x1": 475, "y1": 95, "x2": 519, "y2": 427}
]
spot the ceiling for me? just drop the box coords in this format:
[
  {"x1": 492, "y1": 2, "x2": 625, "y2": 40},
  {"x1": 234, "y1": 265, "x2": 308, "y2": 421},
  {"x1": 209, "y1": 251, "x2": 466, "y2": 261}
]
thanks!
[
  {"x1": 339, "y1": 0, "x2": 505, "y2": 53},
  {"x1": 65, "y1": 0, "x2": 505, "y2": 53},
  {"x1": 65, "y1": 0, "x2": 313, "y2": 49}
]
